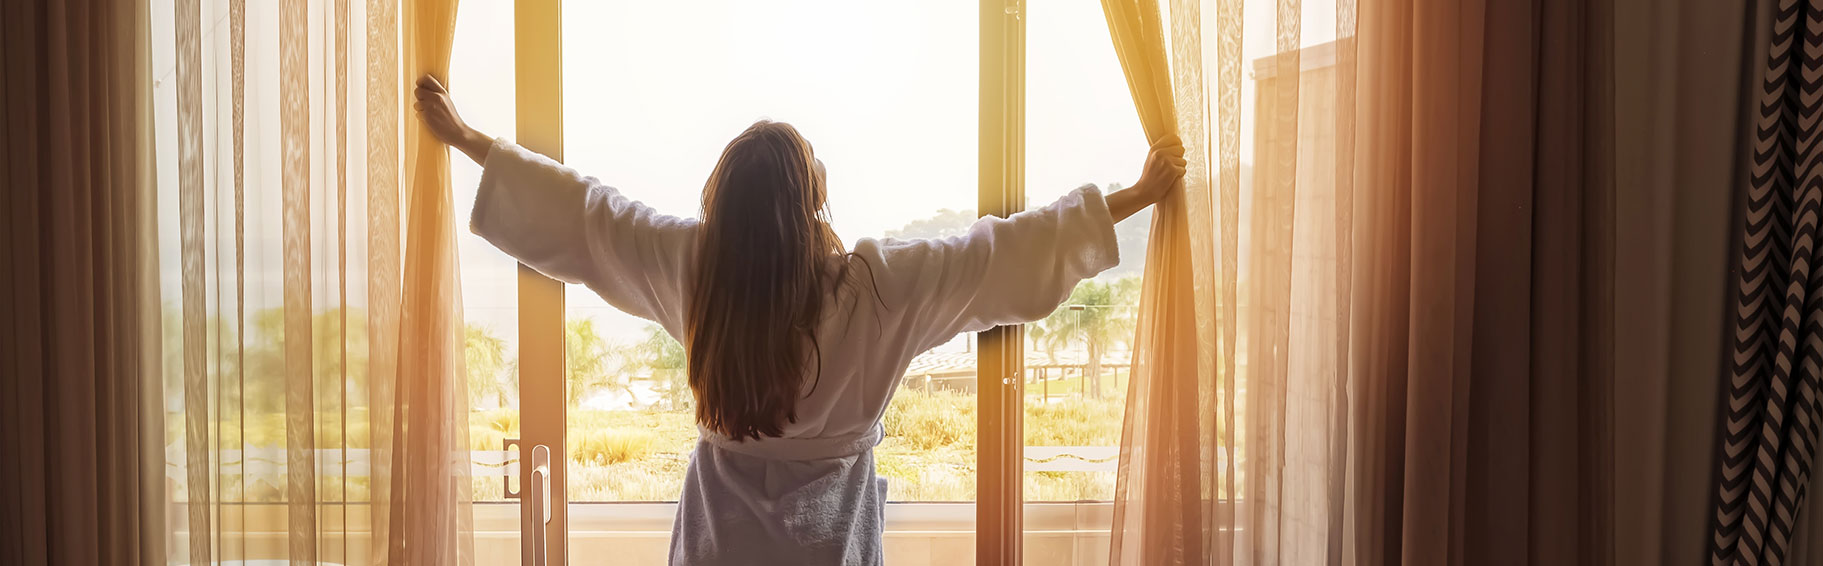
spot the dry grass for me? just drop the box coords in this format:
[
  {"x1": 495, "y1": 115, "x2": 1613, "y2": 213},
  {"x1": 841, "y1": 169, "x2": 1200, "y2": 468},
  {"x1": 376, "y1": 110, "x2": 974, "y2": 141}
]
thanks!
[
  {"x1": 1022, "y1": 395, "x2": 1124, "y2": 447},
  {"x1": 170, "y1": 387, "x2": 1127, "y2": 503},
  {"x1": 882, "y1": 388, "x2": 977, "y2": 452}
]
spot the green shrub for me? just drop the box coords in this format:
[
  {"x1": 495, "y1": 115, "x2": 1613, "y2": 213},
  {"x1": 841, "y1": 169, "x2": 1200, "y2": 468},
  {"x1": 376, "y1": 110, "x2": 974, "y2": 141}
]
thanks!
[{"x1": 881, "y1": 388, "x2": 976, "y2": 452}]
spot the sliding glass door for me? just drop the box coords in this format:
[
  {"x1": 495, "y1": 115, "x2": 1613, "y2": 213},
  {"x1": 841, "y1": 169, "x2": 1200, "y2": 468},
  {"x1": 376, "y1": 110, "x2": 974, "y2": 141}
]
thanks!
[
  {"x1": 481, "y1": 1, "x2": 1143, "y2": 564},
  {"x1": 554, "y1": 2, "x2": 982, "y2": 563},
  {"x1": 1019, "y1": 3, "x2": 1148, "y2": 564}
]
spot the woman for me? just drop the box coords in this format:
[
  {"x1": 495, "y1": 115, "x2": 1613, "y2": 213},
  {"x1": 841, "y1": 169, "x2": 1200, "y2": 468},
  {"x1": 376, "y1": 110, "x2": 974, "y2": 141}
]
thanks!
[{"x1": 414, "y1": 75, "x2": 1185, "y2": 565}]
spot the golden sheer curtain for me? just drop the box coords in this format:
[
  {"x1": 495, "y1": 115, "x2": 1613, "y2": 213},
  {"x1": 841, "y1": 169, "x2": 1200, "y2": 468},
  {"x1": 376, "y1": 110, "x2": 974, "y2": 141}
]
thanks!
[
  {"x1": 1105, "y1": 0, "x2": 1617, "y2": 564},
  {"x1": 386, "y1": 0, "x2": 474, "y2": 563},
  {"x1": 157, "y1": 0, "x2": 473, "y2": 563},
  {"x1": 1100, "y1": 0, "x2": 1219, "y2": 564}
]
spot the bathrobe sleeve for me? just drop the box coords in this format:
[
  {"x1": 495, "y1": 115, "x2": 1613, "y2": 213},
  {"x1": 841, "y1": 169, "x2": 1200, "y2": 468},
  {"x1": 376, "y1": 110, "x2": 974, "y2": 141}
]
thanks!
[
  {"x1": 469, "y1": 139, "x2": 700, "y2": 335},
  {"x1": 858, "y1": 185, "x2": 1122, "y2": 353}
]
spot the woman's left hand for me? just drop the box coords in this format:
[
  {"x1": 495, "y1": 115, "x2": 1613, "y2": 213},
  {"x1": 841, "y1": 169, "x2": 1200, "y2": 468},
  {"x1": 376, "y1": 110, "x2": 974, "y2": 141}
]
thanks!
[{"x1": 414, "y1": 74, "x2": 491, "y2": 165}]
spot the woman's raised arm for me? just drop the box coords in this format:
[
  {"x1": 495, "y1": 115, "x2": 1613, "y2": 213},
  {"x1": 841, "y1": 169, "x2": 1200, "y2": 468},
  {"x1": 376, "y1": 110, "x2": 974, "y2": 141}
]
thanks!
[{"x1": 413, "y1": 73, "x2": 700, "y2": 335}]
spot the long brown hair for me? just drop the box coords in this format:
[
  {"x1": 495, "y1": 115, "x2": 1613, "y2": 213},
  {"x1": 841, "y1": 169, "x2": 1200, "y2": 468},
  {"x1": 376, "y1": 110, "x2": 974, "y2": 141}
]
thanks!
[{"x1": 687, "y1": 120, "x2": 852, "y2": 441}]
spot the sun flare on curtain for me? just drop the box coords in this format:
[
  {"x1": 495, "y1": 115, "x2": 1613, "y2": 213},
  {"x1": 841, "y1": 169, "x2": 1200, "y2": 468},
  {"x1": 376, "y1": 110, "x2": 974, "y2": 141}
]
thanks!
[
  {"x1": 1103, "y1": 0, "x2": 1359, "y2": 563},
  {"x1": 156, "y1": 0, "x2": 473, "y2": 563}
]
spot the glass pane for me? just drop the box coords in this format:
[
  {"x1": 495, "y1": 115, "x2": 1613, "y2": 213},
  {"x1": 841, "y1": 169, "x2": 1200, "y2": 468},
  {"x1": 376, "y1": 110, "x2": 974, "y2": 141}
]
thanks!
[
  {"x1": 561, "y1": 1, "x2": 978, "y2": 563},
  {"x1": 451, "y1": 1, "x2": 524, "y2": 562},
  {"x1": 1021, "y1": 2, "x2": 1147, "y2": 564},
  {"x1": 149, "y1": 0, "x2": 526, "y2": 562},
  {"x1": 148, "y1": 0, "x2": 525, "y2": 561}
]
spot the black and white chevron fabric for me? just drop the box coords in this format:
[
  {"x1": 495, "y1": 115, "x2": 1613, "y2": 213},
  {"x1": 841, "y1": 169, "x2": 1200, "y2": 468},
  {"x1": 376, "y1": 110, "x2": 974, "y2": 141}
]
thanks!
[{"x1": 1712, "y1": 0, "x2": 1823, "y2": 564}]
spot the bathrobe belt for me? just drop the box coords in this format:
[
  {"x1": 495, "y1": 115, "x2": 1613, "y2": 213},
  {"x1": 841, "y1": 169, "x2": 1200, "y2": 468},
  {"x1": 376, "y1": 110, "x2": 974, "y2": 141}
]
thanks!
[{"x1": 700, "y1": 423, "x2": 885, "y2": 461}]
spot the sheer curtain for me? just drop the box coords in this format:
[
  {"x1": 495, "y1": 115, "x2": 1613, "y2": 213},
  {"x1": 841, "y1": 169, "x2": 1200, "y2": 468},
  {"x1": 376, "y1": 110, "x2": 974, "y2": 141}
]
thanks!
[
  {"x1": 153, "y1": 0, "x2": 473, "y2": 563},
  {"x1": 1106, "y1": 0, "x2": 1618, "y2": 563},
  {"x1": 1100, "y1": 0, "x2": 1218, "y2": 563}
]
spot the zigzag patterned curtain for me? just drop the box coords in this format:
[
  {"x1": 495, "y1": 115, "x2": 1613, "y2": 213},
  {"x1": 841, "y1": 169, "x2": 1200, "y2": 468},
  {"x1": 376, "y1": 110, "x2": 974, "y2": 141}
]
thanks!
[{"x1": 1712, "y1": 1, "x2": 1823, "y2": 563}]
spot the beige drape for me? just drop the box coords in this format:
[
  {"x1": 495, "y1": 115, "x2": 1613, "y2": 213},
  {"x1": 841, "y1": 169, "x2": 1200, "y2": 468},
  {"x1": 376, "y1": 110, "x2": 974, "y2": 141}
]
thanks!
[
  {"x1": 1106, "y1": 0, "x2": 1620, "y2": 564},
  {"x1": 154, "y1": 0, "x2": 474, "y2": 563},
  {"x1": 0, "y1": 1, "x2": 161, "y2": 564}
]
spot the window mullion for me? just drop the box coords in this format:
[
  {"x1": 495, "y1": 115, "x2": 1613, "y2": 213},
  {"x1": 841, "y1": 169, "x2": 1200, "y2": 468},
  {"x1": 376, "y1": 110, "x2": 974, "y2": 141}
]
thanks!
[
  {"x1": 978, "y1": 0, "x2": 1026, "y2": 563},
  {"x1": 515, "y1": 0, "x2": 566, "y2": 564}
]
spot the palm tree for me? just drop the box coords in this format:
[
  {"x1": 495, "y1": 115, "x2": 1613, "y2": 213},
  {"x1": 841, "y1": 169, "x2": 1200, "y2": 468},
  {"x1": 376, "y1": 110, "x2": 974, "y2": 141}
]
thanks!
[
  {"x1": 629, "y1": 324, "x2": 690, "y2": 411},
  {"x1": 1035, "y1": 278, "x2": 1140, "y2": 399},
  {"x1": 464, "y1": 323, "x2": 512, "y2": 408},
  {"x1": 565, "y1": 318, "x2": 632, "y2": 408}
]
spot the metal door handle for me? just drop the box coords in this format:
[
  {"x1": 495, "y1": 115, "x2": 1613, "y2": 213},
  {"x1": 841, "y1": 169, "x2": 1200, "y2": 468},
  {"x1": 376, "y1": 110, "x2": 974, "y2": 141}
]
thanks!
[
  {"x1": 529, "y1": 444, "x2": 551, "y2": 566},
  {"x1": 503, "y1": 438, "x2": 522, "y2": 500}
]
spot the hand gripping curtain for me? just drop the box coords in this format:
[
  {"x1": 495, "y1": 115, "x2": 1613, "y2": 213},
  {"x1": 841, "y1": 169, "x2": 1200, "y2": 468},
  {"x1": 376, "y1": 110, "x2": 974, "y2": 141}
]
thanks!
[{"x1": 1099, "y1": 0, "x2": 1220, "y2": 564}]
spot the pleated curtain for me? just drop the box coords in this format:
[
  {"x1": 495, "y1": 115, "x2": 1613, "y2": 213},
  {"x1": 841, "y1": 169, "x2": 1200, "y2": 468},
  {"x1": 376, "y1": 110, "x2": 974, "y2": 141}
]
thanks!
[
  {"x1": 0, "y1": 1, "x2": 162, "y2": 564},
  {"x1": 156, "y1": 0, "x2": 473, "y2": 563},
  {"x1": 1104, "y1": 0, "x2": 1619, "y2": 564}
]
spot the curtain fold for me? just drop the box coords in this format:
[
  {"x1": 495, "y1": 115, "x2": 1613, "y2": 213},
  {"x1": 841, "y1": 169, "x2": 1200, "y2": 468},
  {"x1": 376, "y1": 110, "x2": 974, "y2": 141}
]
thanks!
[
  {"x1": 1608, "y1": 0, "x2": 1748, "y2": 562},
  {"x1": 389, "y1": 0, "x2": 473, "y2": 563},
  {"x1": 155, "y1": 0, "x2": 475, "y2": 563},
  {"x1": 366, "y1": 0, "x2": 405, "y2": 559},
  {"x1": 0, "y1": 0, "x2": 160, "y2": 564}
]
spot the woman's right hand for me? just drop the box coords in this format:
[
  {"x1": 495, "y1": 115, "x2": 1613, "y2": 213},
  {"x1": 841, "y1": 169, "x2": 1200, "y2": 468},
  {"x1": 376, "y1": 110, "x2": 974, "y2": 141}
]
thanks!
[
  {"x1": 1107, "y1": 135, "x2": 1187, "y2": 222},
  {"x1": 414, "y1": 74, "x2": 491, "y2": 166}
]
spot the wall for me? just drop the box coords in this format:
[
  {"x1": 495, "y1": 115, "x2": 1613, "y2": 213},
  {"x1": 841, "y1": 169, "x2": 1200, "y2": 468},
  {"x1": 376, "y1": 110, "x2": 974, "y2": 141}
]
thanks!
[{"x1": 163, "y1": 502, "x2": 1125, "y2": 566}]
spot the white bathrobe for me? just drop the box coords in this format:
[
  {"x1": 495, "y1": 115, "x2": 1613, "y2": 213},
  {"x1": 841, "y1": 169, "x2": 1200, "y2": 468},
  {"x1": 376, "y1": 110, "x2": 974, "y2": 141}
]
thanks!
[{"x1": 470, "y1": 140, "x2": 1120, "y2": 565}]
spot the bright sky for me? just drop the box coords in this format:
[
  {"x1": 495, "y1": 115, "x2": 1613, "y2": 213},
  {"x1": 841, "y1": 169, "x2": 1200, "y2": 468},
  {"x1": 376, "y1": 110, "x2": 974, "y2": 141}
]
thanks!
[
  {"x1": 450, "y1": 0, "x2": 1165, "y2": 349},
  {"x1": 152, "y1": 0, "x2": 1341, "y2": 356}
]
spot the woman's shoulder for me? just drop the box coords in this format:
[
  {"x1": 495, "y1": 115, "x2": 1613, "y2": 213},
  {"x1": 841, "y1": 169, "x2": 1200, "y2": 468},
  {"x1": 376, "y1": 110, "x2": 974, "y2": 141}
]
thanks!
[
  {"x1": 850, "y1": 229, "x2": 976, "y2": 264},
  {"x1": 849, "y1": 236, "x2": 944, "y2": 284}
]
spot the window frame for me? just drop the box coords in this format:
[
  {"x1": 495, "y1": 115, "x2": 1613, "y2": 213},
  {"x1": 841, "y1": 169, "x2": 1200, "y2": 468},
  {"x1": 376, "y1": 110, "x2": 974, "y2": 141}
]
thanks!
[{"x1": 977, "y1": 0, "x2": 1027, "y2": 563}]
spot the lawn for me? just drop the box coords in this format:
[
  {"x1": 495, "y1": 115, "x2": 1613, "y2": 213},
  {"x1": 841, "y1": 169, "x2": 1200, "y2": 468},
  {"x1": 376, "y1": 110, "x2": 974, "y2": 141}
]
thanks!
[
  {"x1": 490, "y1": 387, "x2": 1127, "y2": 502},
  {"x1": 163, "y1": 387, "x2": 1127, "y2": 504}
]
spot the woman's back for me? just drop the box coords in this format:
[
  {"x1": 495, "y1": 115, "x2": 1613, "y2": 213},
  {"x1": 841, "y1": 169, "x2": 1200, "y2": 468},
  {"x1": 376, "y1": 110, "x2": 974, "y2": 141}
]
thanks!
[{"x1": 470, "y1": 139, "x2": 1122, "y2": 565}]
